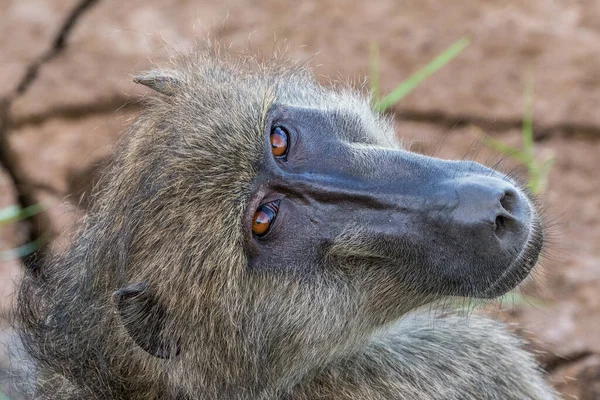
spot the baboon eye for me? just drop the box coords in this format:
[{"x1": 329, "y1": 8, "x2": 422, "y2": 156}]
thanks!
[
  {"x1": 270, "y1": 126, "x2": 289, "y2": 158},
  {"x1": 252, "y1": 201, "x2": 280, "y2": 237}
]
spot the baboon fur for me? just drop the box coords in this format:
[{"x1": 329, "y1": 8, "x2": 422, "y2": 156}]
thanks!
[{"x1": 16, "y1": 48, "x2": 556, "y2": 399}]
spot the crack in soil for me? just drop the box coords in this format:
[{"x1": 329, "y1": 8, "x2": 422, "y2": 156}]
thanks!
[
  {"x1": 15, "y1": 0, "x2": 100, "y2": 96},
  {"x1": 10, "y1": 99, "x2": 600, "y2": 142},
  {"x1": 544, "y1": 350, "x2": 594, "y2": 373},
  {"x1": 0, "y1": 0, "x2": 101, "y2": 269},
  {"x1": 391, "y1": 108, "x2": 600, "y2": 141},
  {"x1": 0, "y1": 99, "x2": 51, "y2": 267},
  {"x1": 11, "y1": 96, "x2": 141, "y2": 130}
]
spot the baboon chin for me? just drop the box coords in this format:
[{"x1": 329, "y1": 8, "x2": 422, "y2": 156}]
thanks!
[{"x1": 16, "y1": 48, "x2": 555, "y2": 399}]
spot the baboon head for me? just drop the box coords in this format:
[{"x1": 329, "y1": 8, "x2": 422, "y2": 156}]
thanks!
[{"x1": 19, "y1": 49, "x2": 544, "y2": 397}]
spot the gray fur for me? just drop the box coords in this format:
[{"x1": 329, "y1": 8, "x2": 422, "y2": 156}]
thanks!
[{"x1": 15, "y1": 47, "x2": 557, "y2": 399}]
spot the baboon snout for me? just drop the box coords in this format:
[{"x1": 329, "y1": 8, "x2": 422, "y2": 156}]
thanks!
[
  {"x1": 246, "y1": 104, "x2": 542, "y2": 299},
  {"x1": 445, "y1": 175, "x2": 530, "y2": 246},
  {"x1": 419, "y1": 171, "x2": 541, "y2": 298}
]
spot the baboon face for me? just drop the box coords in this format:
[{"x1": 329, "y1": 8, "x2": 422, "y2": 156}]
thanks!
[
  {"x1": 244, "y1": 104, "x2": 542, "y2": 300},
  {"x1": 118, "y1": 59, "x2": 543, "y2": 361}
]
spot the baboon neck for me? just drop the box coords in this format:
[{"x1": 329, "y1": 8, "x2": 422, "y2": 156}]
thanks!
[
  {"x1": 182, "y1": 304, "x2": 372, "y2": 399},
  {"x1": 211, "y1": 332, "x2": 368, "y2": 398}
]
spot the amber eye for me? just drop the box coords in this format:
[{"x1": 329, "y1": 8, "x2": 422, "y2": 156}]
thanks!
[
  {"x1": 270, "y1": 126, "x2": 289, "y2": 158},
  {"x1": 252, "y1": 201, "x2": 280, "y2": 237}
]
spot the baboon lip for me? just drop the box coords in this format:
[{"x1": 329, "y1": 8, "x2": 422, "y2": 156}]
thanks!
[{"x1": 477, "y1": 211, "x2": 543, "y2": 299}]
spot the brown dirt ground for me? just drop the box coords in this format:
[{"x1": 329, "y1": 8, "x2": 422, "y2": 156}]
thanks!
[{"x1": 1, "y1": 0, "x2": 599, "y2": 398}]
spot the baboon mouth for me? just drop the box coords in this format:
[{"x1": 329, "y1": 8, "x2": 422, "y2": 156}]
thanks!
[{"x1": 478, "y1": 211, "x2": 544, "y2": 299}]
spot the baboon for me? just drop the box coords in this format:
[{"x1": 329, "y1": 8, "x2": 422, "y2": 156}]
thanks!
[{"x1": 16, "y1": 48, "x2": 556, "y2": 399}]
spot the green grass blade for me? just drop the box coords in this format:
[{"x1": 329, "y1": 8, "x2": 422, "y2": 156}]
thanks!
[
  {"x1": 0, "y1": 204, "x2": 45, "y2": 225},
  {"x1": 522, "y1": 69, "x2": 534, "y2": 159},
  {"x1": 377, "y1": 37, "x2": 470, "y2": 112},
  {"x1": 480, "y1": 135, "x2": 531, "y2": 165},
  {"x1": 1, "y1": 235, "x2": 47, "y2": 260},
  {"x1": 531, "y1": 155, "x2": 555, "y2": 194},
  {"x1": 369, "y1": 41, "x2": 380, "y2": 104},
  {"x1": 0, "y1": 206, "x2": 21, "y2": 225}
]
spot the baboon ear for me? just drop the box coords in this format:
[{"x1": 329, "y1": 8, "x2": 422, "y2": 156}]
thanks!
[
  {"x1": 112, "y1": 282, "x2": 180, "y2": 359},
  {"x1": 133, "y1": 70, "x2": 182, "y2": 96}
]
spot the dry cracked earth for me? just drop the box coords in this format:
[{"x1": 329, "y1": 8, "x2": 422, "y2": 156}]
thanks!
[{"x1": 1, "y1": 0, "x2": 599, "y2": 398}]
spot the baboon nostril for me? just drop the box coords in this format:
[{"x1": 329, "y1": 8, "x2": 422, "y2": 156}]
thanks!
[
  {"x1": 495, "y1": 189, "x2": 518, "y2": 239},
  {"x1": 494, "y1": 214, "x2": 508, "y2": 238},
  {"x1": 499, "y1": 189, "x2": 517, "y2": 214}
]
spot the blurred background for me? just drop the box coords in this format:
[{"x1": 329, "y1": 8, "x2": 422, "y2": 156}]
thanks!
[{"x1": 0, "y1": 0, "x2": 599, "y2": 398}]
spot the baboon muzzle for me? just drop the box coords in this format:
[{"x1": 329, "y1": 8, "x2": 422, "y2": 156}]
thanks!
[{"x1": 249, "y1": 106, "x2": 542, "y2": 299}]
